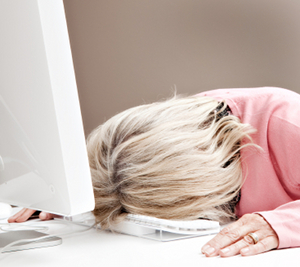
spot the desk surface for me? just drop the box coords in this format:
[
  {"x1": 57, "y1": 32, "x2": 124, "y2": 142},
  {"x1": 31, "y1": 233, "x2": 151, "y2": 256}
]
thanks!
[{"x1": 0, "y1": 217, "x2": 299, "y2": 267}]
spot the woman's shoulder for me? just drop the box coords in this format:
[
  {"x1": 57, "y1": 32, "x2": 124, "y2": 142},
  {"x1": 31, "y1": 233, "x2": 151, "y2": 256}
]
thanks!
[
  {"x1": 197, "y1": 87, "x2": 300, "y2": 122},
  {"x1": 198, "y1": 87, "x2": 299, "y2": 100}
]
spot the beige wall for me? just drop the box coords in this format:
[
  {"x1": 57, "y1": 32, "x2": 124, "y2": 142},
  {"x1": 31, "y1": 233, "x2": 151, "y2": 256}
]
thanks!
[{"x1": 63, "y1": 0, "x2": 300, "y2": 135}]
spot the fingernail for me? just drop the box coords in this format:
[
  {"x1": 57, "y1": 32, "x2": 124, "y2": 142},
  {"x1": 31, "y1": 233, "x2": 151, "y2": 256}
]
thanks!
[
  {"x1": 204, "y1": 246, "x2": 215, "y2": 256},
  {"x1": 221, "y1": 247, "x2": 230, "y2": 254},
  {"x1": 201, "y1": 245, "x2": 210, "y2": 253},
  {"x1": 39, "y1": 212, "x2": 47, "y2": 220},
  {"x1": 241, "y1": 247, "x2": 249, "y2": 254}
]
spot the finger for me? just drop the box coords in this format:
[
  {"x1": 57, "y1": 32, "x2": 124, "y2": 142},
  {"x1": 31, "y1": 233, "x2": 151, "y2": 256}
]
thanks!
[
  {"x1": 202, "y1": 214, "x2": 266, "y2": 257},
  {"x1": 219, "y1": 233, "x2": 256, "y2": 257},
  {"x1": 15, "y1": 209, "x2": 36, "y2": 222},
  {"x1": 7, "y1": 208, "x2": 26, "y2": 223},
  {"x1": 202, "y1": 227, "x2": 250, "y2": 257},
  {"x1": 202, "y1": 220, "x2": 253, "y2": 256},
  {"x1": 220, "y1": 226, "x2": 278, "y2": 257},
  {"x1": 39, "y1": 212, "x2": 54, "y2": 221},
  {"x1": 8, "y1": 208, "x2": 36, "y2": 223},
  {"x1": 241, "y1": 236, "x2": 278, "y2": 256}
]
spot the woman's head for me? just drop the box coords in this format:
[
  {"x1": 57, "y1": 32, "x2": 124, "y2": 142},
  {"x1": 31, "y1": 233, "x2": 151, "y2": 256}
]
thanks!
[{"x1": 87, "y1": 95, "x2": 254, "y2": 229}]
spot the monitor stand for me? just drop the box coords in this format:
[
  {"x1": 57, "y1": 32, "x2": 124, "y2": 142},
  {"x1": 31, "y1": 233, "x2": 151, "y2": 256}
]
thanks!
[{"x1": 0, "y1": 230, "x2": 62, "y2": 253}]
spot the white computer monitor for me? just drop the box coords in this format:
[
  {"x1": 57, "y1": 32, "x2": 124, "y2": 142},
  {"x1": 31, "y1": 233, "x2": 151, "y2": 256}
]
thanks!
[{"x1": 0, "y1": 0, "x2": 95, "y2": 216}]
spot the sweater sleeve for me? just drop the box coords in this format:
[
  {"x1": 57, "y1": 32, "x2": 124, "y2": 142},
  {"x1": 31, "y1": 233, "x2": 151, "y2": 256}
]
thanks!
[
  {"x1": 257, "y1": 201, "x2": 300, "y2": 249},
  {"x1": 255, "y1": 96, "x2": 300, "y2": 249}
]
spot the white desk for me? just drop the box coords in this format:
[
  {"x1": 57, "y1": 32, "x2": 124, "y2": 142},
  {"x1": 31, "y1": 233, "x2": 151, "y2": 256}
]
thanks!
[{"x1": 0, "y1": 217, "x2": 299, "y2": 267}]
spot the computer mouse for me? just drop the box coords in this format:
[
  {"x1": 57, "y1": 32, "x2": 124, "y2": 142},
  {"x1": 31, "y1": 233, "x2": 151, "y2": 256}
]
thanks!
[{"x1": 0, "y1": 202, "x2": 12, "y2": 220}]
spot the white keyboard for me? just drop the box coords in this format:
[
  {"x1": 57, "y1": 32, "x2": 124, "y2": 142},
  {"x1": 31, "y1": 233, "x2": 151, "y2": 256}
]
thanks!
[
  {"x1": 112, "y1": 214, "x2": 220, "y2": 241},
  {"x1": 126, "y1": 214, "x2": 219, "y2": 233}
]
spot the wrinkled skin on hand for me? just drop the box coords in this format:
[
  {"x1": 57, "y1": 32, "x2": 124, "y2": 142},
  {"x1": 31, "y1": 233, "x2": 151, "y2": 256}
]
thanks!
[
  {"x1": 201, "y1": 214, "x2": 279, "y2": 257},
  {"x1": 8, "y1": 208, "x2": 54, "y2": 223}
]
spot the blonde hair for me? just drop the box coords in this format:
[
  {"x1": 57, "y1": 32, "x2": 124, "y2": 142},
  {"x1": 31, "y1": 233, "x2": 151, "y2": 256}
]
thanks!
[{"x1": 87, "y1": 95, "x2": 255, "y2": 229}]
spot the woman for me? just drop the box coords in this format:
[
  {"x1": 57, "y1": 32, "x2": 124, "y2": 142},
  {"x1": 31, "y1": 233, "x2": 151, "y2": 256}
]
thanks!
[{"x1": 9, "y1": 87, "x2": 300, "y2": 257}]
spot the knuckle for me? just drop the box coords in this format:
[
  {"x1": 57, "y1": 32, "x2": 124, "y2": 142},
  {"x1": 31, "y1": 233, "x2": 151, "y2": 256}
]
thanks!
[
  {"x1": 232, "y1": 241, "x2": 244, "y2": 252},
  {"x1": 242, "y1": 213, "x2": 266, "y2": 229},
  {"x1": 219, "y1": 227, "x2": 241, "y2": 241},
  {"x1": 219, "y1": 227, "x2": 230, "y2": 236},
  {"x1": 259, "y1": 239, "x2": 269, "y2": 251},
  {"x1": 228, "y1": 230, "x2": 241, "y2": 241},
  {"x1": 243, "y1": 235, "x2": 254, "y2": 245},
  {"x1": 240, "y1": 214, "x2": 256, "y2": 225}
]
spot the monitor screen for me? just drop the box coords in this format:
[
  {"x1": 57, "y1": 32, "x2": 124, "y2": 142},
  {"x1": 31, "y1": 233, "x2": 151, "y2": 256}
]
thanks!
[{"x1": 0, "y1": 0, "x2": 95, "y2": 216}]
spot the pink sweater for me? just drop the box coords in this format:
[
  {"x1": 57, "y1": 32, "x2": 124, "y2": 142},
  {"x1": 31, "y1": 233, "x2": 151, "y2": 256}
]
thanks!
[{"x1": 199, "y1": 87, "x2": 300, "y2": 249}]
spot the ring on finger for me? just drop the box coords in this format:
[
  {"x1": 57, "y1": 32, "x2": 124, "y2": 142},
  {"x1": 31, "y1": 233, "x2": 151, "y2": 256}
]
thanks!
[{"x1": 247, "y1": 232, "x2": 259, "y2": 244}]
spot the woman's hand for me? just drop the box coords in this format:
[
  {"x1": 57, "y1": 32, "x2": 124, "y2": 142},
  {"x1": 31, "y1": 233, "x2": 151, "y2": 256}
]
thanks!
[
  {"x1": 201, "y1": 214, "x2": 279, "y2": 257},
  {"x1": 8, "y1": 208, "x2": 54, "y2": 223}
]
